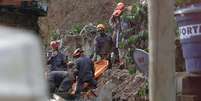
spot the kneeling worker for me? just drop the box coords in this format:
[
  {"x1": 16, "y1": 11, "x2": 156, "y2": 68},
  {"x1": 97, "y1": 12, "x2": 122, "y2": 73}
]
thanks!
[{"x1": 71, "y1": 48, "x2": 97, "y2": 97}]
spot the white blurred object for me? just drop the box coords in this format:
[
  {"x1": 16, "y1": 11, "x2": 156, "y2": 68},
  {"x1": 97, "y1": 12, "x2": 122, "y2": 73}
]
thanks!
[
  {"x1": 140, "y1": 0, "x2": 147, "y2": 6},
  {"x1": 111, "y1": 52, "x2": 115, "y2": 63},
  {"x1": 0, "y1": 26, "x2": 47, "y2": 101}
]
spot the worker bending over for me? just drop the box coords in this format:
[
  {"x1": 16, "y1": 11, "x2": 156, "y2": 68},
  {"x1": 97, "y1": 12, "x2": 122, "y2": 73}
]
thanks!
[{"x1": 71, "y1": 48, "x2": 97, "y2": 98}]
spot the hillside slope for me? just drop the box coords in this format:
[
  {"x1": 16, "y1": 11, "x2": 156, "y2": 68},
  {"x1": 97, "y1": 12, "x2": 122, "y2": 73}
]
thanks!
[{"x1": 38, "y1": 0, "x2": 115, "y2": 39}]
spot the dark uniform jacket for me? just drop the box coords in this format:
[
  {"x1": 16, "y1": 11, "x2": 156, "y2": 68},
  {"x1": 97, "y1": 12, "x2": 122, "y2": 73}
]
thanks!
[
  {"x1": 75, "y1": 56, "x2": 95, "y2": 82},
  {"x1": 94, "y1": 34, "x2": 114, "y2": 56},
  {"x1": 74, "y1": 56, "x2": 97, "y2": 96},
  {"x1": 47, "y1": 52, "x2": 67, "y2": 71}
]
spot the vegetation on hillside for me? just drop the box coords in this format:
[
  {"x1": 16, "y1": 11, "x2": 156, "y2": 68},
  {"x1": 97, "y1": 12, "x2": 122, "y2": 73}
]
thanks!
[
  {"x1": 176, "y1": 0, "x2": 201, "y2": 8},
  {"x1": 114, "y1": 0, "x2": 149, "y2": 96}
]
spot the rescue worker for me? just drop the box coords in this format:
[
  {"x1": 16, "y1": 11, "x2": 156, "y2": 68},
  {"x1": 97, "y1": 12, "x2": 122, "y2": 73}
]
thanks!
[
  {"x1": 47, "y1": 71, "x2": 70, "y2": 98},
  {"x1": 109, "y1": 2, "x2": 125, "y2": 64},
  {"x1": 47, "y1": 61, "x2": 75, "y2": 99},
  {"x1": 93, "y1": 24, "x2": 114, "y2": 68},
  {"x1": 71, "y1": 48, "x2": 97, "y2": 98},
  {"x1": 47, "y1": 41, "x2": 68, "y2": 71}
]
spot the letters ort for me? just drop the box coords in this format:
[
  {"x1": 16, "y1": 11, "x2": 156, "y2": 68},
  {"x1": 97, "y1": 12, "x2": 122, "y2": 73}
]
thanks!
[{"x1": 179, "y1": 24, "x2": 201, "y2": 39}]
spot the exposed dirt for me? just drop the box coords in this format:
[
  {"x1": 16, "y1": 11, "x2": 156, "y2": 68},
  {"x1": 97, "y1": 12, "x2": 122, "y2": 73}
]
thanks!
[
  {"x1": 95, "y1": 66, "x2": 147, "y2": 101},
  {"x1": 38, "y1": 0, "x2": 115, "y2": 41},
  {"x1": 38, "y1": 0, "x2": 136, "y2": 40}
]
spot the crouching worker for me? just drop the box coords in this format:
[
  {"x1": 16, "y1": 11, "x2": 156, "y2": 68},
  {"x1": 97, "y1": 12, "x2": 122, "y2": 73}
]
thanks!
[
  {"x1": 47, "y1": 61, "x2": 75, "y2": 99},
  {"x1": 71, "y1": 48, "x2": 97, "y2": 98},
  {"x1": 47, "y1": 71, "x2": 72, "y2": 98}
]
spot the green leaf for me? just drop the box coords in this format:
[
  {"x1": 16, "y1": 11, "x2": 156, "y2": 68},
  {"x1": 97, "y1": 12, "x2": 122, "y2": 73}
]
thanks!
[
  {"x1": 114, "y1": 0, "x2": 121, "y2": 3},
  {"x1": 128, "y1": 67, "x2": 136, "y2": 75},
  {"x1": 119, "y1": 40, "x2": 126, "y2": 49},
  {"x1": 50, "y1": 31, "x2": 59, "y2": 40},
  {"x1": 128, "y1": 35, "x2": 139, "y2": 45},
  {"x1": 71, "y1": 24, "x2": 83, "y2": 34},
  {"x1": 176, "y1": 0, "x2": 200, "y2": 6},
  {"x1": 139, "y1": 31, "x2": 148, "y2": 40}
]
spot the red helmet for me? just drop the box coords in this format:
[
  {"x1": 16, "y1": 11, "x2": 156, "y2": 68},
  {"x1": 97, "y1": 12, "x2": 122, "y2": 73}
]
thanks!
[
  {"x1": 72, "y1": 48, "x2": 84, "y2": 58},
  {"x1": 50, "y1": 41, "x2": 60, "y2": 50},
  {"x1": 115, "y1": 2, "x2": 125, "y2": 10}
]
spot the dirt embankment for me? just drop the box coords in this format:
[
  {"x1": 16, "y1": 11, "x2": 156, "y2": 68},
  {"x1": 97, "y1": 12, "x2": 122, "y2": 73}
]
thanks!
[{"x1": 38, "y1": 0, "x2": 115, "y2": 40}]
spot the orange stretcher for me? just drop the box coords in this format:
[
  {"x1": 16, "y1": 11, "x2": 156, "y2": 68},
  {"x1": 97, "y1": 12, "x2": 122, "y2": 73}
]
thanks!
[{"x1": 94, "y1": 59, "x2": 109, "y2": 79}]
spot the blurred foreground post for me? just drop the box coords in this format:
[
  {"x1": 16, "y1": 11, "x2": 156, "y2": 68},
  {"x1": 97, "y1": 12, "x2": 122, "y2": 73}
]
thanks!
[
  {"x1": 148, "y1": 0, "x2": 176, "y2": 101},
  {"x1": 0, "y1": 26, "x2": 47, "y2": 101}
]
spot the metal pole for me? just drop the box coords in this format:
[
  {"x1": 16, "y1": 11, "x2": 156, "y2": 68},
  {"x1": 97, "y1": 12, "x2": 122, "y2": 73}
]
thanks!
[{"x1": 148, "y1": 0, "x2": 176, "y2": 101}]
